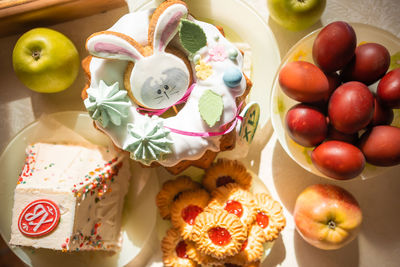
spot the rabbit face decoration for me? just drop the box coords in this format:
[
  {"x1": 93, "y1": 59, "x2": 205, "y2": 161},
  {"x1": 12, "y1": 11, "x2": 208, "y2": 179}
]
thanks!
[{"x1": 86, "y1": 1, "x2": 190, "y2": 109}]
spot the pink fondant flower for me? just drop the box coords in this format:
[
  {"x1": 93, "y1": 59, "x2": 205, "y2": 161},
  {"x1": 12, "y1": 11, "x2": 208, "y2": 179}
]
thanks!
[{"x1": 208, "y1": 44, "x2": 227, "y2": 62}]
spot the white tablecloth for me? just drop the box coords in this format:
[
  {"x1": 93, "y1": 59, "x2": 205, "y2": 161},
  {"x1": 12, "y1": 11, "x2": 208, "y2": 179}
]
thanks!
[{"x1": 0, "y1": 0, "x2": 399, "y2": 266}]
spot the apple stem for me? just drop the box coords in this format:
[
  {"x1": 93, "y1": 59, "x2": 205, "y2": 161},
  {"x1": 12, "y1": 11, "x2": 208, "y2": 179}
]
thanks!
[
  {"x1": 328, "y1": 220, "x2": 336, "y2": 229},
  {"x1": 32, "y1": 50, "x2": 41, "y2": 61}
]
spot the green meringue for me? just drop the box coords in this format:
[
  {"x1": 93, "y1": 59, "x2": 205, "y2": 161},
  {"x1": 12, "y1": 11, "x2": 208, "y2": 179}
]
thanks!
[
  {"x1": 124, "y1": 118, "x2": 173, "y2": 165},
  {"x1": 84, "y1": 80, "x2": 130, "y2": 127}
]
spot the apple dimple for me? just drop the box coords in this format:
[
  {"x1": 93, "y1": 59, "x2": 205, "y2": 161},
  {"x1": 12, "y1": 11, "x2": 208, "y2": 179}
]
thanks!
[{"x1": 208, "y1": 227, "x2": 231, "y2": 246}]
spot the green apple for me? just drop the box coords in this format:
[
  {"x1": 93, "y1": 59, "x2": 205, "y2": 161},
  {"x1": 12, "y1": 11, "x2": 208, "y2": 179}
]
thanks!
[
  {"x1": 268, "y1": 0, "x2": 326, "y2": 31},
  {"x1": 12, "y1": 28, "x2": 80, "y2": 93}
]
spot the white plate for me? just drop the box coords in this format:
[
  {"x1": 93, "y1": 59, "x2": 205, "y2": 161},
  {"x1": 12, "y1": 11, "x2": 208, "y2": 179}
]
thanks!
[
  {"x1": 270, "y1": 23, "x2": 400, "y2": 180},
  {"x1": 138, "y1": 0, "x2": 281, "y2": 131},
  {"x1": 0, "y1": 111, "x2": 159, "y2": 267},
  {"x1": 150, "y1": 168, "x2": 275, "y2": 266}
]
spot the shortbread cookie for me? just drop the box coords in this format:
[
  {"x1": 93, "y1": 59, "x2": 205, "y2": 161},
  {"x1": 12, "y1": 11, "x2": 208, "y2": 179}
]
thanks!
[
  {"x1": 203, "y1": 159, "x2": 252, "y2": 192},
  {"x1": 161, "y1": 228, "x2": 199, "y2": 267},
  {"x1": 224, "y1": 225, "x2": 265, "y2": 265},
  {"x1": 171, "y1": 189, "x2": 210, "y2": 240},
  {"x1": 156, "y1": 176, "x2": 201, "y2": 219},
  {"x1": 191, "y1": 210, "x2": 247, "y2": 260},
  {"x1": 207, "y1": 183, "x2": 256, "y2": 228},
  {"x1": 253, "y1": 193, "x2": 286, "y2": 242}
]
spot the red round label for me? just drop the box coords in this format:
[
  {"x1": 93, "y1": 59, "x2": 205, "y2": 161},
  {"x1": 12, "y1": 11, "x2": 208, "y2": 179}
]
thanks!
[{"x1": 18, "y1": 199, "x2": 60, "y2": 237}]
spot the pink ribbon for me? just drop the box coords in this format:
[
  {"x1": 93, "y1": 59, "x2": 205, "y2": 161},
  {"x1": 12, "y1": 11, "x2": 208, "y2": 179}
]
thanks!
[
  {"x1": 165, "y1": 102, "x2": 244, "y2": 137},
  {"x1": 137, "y1": 83, "x2": 197, "y2": 116}
]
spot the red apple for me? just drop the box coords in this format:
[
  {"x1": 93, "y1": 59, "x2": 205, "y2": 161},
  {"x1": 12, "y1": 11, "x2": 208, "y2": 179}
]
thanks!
[{"x1": 294, "y1": 184, "x2": 362, "y2": 250}]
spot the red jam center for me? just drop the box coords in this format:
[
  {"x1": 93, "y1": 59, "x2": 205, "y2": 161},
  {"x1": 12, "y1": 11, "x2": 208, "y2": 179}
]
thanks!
[
  {"x1": 181, "y1": 205, "x2": 203, "y2": 225},
  {"x1": 240, "y1": 239, "x2": 248, "y2": 251},
  {"x1": 256, "y1": 212, "x2": 269, "y2": 229},
  {"x1": 224, "y1": 200, "x2": 243, "y2": 218},
  {"x1": 208, "y1": 227, "x2": 231, "y2": 246},
  {"x1": 216, "y1": 176, "x2": 235, "y2": 187},
  {"x1": 175, "y1": 240, "x2": 188, "y2": 258}
]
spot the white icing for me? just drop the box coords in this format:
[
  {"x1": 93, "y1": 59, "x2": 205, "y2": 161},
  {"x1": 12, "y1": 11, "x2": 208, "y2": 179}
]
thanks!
[
  {"x1": 86, "y1": 6, "x2": 246, "y2": 167},
  {"x1": 130, "y1": 53, "x2": 189, "y2": 109},
  {"x1": 9, "y1": 143, "x2": 130, "y2": 251}
]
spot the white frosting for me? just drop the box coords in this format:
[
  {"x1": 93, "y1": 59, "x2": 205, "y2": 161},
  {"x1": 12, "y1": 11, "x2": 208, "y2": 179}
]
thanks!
[
  {"x1": 9, "y1": 143, "x2": 130, "y2": 251},
  {"x1": 130, "y1": 53, "x2": 189, "y2": 109},
  {"x1": 86, "y1": 6, "x2": 246, "y2": 167}
]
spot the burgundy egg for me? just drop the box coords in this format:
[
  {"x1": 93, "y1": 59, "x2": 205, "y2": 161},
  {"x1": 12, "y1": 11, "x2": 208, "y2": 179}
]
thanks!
[
  {"x1": 341, "y1": 43, "x2": 390, "y2": 85},
  {"x1": 328, "y1": 81, "x2": 374, "y2": 134},
  {"x1": 359, "y1": 125, "x2": 400, "y2": 166},
  {"x1": 279, "y1": 61, "x2": 330, "y2": 103},
  {"x1": 313, "y1": 21, "x2": 356, "y2": 73},
  {"x1": 377, "y1": 68, "x2": 400, "y2": 108},
  {"x1": 285, "y1": 104, "x2": 328, "y2": 147},
  {"x1": 369, "y1": 97, "x2": 394, "y2": 126},
  {"x1": 311, "y1": 140, "x2": 365, "y2": 180},
  {"x1": 327, "y1": 125, "x2": 359, "y2": 144}
]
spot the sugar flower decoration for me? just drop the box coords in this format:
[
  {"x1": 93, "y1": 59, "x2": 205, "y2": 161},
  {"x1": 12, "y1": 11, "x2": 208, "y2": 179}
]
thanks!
[
  {"x1": 208, "y1": 44, "x2": 227, "y2": 62},
  {"x1": 84, "y1": 80, "x2": 130, "y2": 127},
  {"x1": 195, "y1": 60, "x2": 213, "y2": 80},
  {"x1": 123, "y1": 118, "x2": 173, "y2": 165}
]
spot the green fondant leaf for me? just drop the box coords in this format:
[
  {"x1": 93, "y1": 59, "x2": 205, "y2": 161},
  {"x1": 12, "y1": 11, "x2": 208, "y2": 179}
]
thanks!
[
  {"x1": 179, "y1": 19, "x2": 207, "y2": 54},
  {"x1": 199, "y1": 90, "x2": 223, "y2": 127}
]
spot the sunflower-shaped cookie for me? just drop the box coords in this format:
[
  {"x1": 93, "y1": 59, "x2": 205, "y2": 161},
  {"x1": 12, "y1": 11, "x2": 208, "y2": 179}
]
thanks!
[
  {"x1": 202, "y1": 159, "x2": 252, "y2": 192},
  {"x1": 171, "y1": 189, "x2": 210, "y2": 240},
  {"x1": 162, "y1": 228, "x2": 200, "y2": 267},
  {"x1": 253, "y1": 193, "x2": 286, "y2": 242},
  {"x1": 224, "y1": 224, "x2": 265, "y2": 265},
  {"x1": 191, "y1": 210, "x2": 247, "y2": 260},
  {"x1": 207, "y1": 183, "x2": 257, "y2": 229},
  {"x1": 156, "y1": 176, "x2": 201, "y2": 219}
]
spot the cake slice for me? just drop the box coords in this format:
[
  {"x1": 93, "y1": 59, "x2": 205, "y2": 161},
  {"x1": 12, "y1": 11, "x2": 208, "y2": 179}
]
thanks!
[{"x1": 9, "y1": 142, "x2": 130, "y2": 252}]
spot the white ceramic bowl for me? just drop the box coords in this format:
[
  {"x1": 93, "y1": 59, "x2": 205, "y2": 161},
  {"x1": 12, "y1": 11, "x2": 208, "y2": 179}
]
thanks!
[{"x1": 270, "y1": 23, "x2": 400, "y2": 180}]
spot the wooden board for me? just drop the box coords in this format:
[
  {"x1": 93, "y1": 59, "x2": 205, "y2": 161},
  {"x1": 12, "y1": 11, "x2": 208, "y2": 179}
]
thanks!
[{"x1": 0, "y1": 0, "x2": 126, "y2": 37}]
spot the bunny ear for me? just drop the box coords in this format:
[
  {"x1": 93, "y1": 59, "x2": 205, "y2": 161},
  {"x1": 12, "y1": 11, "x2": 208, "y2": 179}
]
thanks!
[
  {"x1": 149, "y1": 1, "x2": 188, "y2": 53},
  {"x1": 86, "y1": 31, "x2": 145, "y2": 62}
]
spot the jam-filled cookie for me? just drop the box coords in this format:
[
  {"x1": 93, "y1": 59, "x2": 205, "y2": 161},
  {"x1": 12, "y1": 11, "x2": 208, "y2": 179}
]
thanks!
[
  {"x1": 162, "y1": 228, "x2": 199, "y2": 267},
  {"x1": 224, "y1": 225, "x2": 265, "y2": 265},
  {"x1": 156, "y1": 176, "x2": 201, "y2": 219},
  {"x1": 171, "y1": 189, "x2": 210, "y2": 240},
  {"x1": 253, "y1": 193, "x2": 286, "y2": 242},
  {"x1": 202, "y1": 159, "x2": 252, "y2": 192},
  {"x1": 191, "y1": 210, "x2": 247, "y2": 260},
  {"x1": 207, "y1": 183, "x2": 256, "y2": 228}
]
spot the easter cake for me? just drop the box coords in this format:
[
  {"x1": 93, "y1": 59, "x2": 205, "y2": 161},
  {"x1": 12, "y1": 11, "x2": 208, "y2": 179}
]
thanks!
[
  {"x1": 81, "y1": 0, "x2": 254, "y2": 174},
  {"x1": 9, "y1": 142, "x2": 130, "y2": 252}
]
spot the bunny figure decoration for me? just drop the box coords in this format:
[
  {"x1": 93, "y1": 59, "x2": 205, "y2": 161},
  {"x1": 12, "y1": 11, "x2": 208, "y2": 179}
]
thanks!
[{"x1": 86, "y1": 1, "x2": 190, "y2": 110}]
